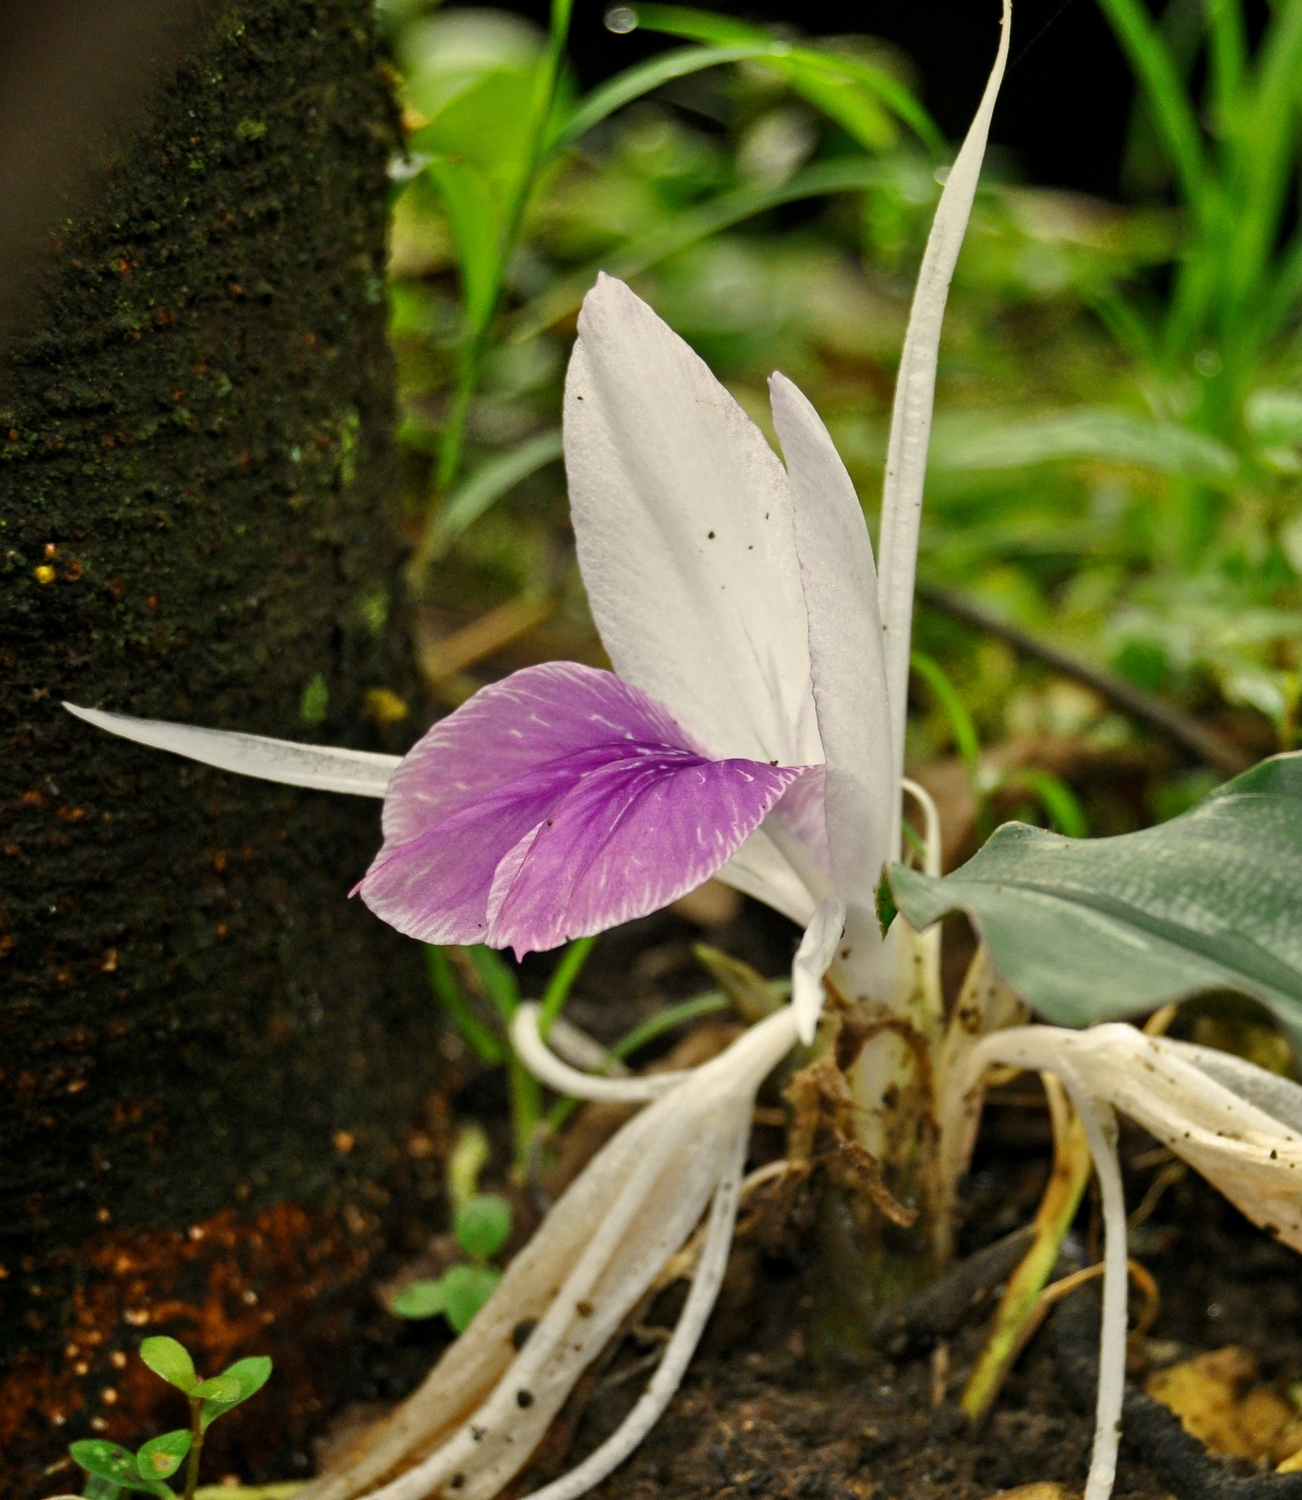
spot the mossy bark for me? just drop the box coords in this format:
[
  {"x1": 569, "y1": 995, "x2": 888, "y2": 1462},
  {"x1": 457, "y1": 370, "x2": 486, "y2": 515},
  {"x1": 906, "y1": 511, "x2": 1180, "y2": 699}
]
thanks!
[{"x1": 0, "y1": 0, "x2": 435, "y2": 1390}]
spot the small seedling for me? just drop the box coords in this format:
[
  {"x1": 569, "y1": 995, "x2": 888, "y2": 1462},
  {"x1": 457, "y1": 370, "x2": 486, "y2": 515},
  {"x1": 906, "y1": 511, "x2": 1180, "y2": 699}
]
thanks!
[
  {"x1": 390, "y1": 1192, "x2": 513, "y2": 1333},
  {"x1": 69, "y1": 1336, "x2": 271, "y2": 1500}
]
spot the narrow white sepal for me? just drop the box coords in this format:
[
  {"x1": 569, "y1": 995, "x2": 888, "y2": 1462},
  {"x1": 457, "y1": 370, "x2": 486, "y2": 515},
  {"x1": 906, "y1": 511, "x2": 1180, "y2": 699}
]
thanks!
[
  {"x1": 511, "y1": 1004, "x2": 689, "y2": 1101},
  {"x1": 792, "y1": 895, "x2": 846, "y2": 1046},
  {"x1": 876, "y1": 0, "x2": 1012, "y2": 845},
  {"x1": 63, "y1": 703, "x2": 399, "y2": 797}
]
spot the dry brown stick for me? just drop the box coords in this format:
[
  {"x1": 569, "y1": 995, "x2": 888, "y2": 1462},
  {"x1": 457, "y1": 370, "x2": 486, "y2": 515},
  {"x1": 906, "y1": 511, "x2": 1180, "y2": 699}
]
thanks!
[{"x1": 916, "y1": 581, "x2": 1253, "y2": 777}]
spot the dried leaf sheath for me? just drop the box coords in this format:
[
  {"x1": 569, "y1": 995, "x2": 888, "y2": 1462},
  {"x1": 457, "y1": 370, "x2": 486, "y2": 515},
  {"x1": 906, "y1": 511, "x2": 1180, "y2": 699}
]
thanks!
[{"x1": 301, "y1": 1008, "x2": 800, "y2": 1500}]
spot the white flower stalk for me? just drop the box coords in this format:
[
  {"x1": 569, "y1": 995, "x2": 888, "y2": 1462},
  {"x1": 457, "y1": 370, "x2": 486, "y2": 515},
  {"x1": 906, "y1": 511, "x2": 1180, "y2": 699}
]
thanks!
[
  {"x1": 299, "y1": 1005, "x2": 805, "y2": 1500},
  {"x1": 944, "y1": 1022, "x2": 1302, "y2": 1500}
]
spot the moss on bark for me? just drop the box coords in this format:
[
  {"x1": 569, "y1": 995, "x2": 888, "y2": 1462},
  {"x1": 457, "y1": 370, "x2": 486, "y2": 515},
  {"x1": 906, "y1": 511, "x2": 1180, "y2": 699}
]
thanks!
[{"x1": 0, "y1": 0, "x2": 435, "y2": 1381}]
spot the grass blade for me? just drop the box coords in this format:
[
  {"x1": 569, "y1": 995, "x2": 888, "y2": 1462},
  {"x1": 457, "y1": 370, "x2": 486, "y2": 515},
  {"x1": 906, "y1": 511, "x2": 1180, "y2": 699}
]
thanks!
[
  {"x1": 1095, "y1": 0, "x2": 1210, "y2": 222},
  {"x1": 507, "y1": 155, "x2": 891, "y2": 342},
  {"x1": 413, "y1": 428, "x2": 564, "y2": 575},
  {"x1": 631, "y1": 4, "x2": 942, "y2": 151},
  {"x1": 545, "y1": 44, "x2": 777, "y2": 157}
]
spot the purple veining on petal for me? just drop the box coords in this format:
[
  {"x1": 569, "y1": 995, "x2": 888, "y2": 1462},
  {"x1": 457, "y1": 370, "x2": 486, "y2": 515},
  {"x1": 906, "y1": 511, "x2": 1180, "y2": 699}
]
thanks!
[{"x1": 356, "y1": 661, "x2": 815, "y2": 955}]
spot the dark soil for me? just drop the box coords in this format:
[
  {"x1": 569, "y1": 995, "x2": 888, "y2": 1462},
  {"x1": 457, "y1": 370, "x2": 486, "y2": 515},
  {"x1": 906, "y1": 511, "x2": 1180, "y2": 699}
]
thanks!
[
  {"x1": 547, "y1": 1103, "x2": 1302, "y2": 1500},
  {"x1": 26, "y1": 886, "x2": 1302, "y2": 1500}
]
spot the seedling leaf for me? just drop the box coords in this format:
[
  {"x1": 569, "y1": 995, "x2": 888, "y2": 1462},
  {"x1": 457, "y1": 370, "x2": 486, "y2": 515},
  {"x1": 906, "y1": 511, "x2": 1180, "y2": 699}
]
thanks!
[
  {"x1": 191, "y1": 1373, "x2": 241, "y2": 1402},
  {"x1": 69, "y1": 1441, "x2": 169, "y2": 1496},
  {"x1": 454, "y1": 1194, "x2": 513, "y2": 1261},
  {"x1": 138, "y1": 1336, "x2": 196, "y2": 1393},
  {"x1": 136, "y1": 1430, "x2": 192, "y2": 1481},
  {"x1": 390, "y1": 1278, "x2": 450, "y2": 1319},
  {"x1": 441, "y1": 1263, "x2": 502, "y2": 1333},
  {"x1": 71, "y1": 1441, "x2": 140, "y2": 1485},
  {"x1": 197, "y1": 1356, "x2": 272, "y2": 1431}
]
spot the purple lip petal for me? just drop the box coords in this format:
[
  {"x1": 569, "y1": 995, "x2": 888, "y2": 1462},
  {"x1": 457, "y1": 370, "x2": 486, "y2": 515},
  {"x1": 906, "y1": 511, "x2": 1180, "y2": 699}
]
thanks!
[{"x1": 356, "y1": 661, "x2": 813, "y2": 955}]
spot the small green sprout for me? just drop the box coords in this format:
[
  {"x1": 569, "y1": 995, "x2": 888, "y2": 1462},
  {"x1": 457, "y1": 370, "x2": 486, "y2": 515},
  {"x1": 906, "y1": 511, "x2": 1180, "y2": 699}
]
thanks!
[
  {"x1": 69, "y1": 1337, "x2": 272, "y2": 1500},
  {"x1": 390, "y1": 1192, "x2": 514, "y2": 1334}
]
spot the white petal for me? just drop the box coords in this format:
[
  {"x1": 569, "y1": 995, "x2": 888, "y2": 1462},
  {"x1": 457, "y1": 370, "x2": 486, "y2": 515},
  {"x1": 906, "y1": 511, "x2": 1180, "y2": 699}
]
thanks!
[
  {"x1": 63, "y1": 703, "x2": 398, "y2": 797},
  {"x1": 716, "y1": 826, "x2": 819, "y2": 928},
  {"x1": 792, "y1": 895, "x2": 846, "y2": 1045},
  {"x1": 770, "y1": 372, "x2": 895, "y2": 907},
  {"x1": 876, "y1": 0, "x2": 1011, "y2": 807},
  {"x1": 565, "y1": 275, "x2": 820, "y2": 766}
]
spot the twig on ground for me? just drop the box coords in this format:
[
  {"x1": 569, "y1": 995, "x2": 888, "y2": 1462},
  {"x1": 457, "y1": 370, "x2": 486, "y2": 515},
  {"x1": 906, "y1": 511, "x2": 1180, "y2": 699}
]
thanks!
[{"x1": 916, "y1": 582, "x2": 1252, "y2": 777}]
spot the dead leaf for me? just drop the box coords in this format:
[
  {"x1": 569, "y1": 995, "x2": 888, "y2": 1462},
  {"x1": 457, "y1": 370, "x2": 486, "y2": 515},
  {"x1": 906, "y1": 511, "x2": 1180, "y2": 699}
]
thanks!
[{"x1": 1146, "y1": 1346, "x2": 1302, "y2": 1464}]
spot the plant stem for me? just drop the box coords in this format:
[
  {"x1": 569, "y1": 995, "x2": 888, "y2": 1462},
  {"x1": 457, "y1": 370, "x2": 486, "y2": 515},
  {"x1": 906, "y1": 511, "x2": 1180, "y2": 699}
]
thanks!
[
  {"x1": 183, "y1": 1396, "x2": 203, "y2": 1500},
  {"x1": 537, "y1": 935, "x2": 597, "y2": 1039},
  {"x1": 432, "y1": 0, "x2": 574, "y2": 497},
  {"x1": 960, "y1": 1073, "x2": 1092, "y2": 1422},
  {"x1": 435, "y1": 329, "x2": 488, "y2": 494},
  {"x1": 509, "y1": 1053, "x2": 543, "y2": 1177}
]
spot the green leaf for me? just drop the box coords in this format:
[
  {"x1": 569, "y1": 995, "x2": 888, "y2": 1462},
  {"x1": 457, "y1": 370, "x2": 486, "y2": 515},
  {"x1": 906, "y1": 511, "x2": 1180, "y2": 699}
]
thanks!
[
  {"x1": 440, "y1": 1263, "x2": 502, "y2": 1333},
  {"x1": 424, "y1": 948, "x2": 505, "y2": 1067},
  {"x1": 454, "y1": 1194, "x2": 513, "y2": 1261},
  {"x1": 507, "y1": 155, "x2": 892, "y2": 343},
  {"x1": 890, "y1": 752, "x2": 1302, "y2": 1047},
  {"x1": 136, "y1": 1431, "x2": 193, "y2": 1483},
  {"x1": 876, "y1": 871, "x2": 899, "y2": 940},
  {"x1": 390, "y1": 1278, "x2": 450, "y2": 1319},
  {"x1": 537, "y1": 934, "x2": 598, "y2": 1038},
  {"x1": 628, "y1": 4, "x2": 942, "y2": 151},
  {"x1": 198, "y1": 1356, "x2": 272, "y2": 1431},
  {"x1": 423, "y1": 428, "x2": 563, "y2": 561},
  {"x1": 70, "y1": 1441, "x2": 169, "y2": 1496},
  {"x1": 81, "y1": 1475, "x2": 124, "y2": 1500},
  {"x1": 138, "y1": 1336, "x2": 196, "y2": 1394},
  {"x1": 910, "y1": 651, "x2": 981, "y2": 784},
  {"x1": 928, "y1": 409, "x2": 1238, "y2": 481},
  {"x1": 424, "y1": 156, "x2": 504, "y2": 334},
  {"x1": 1094, "y1": 0, "x2": 1210, "y2": 221},
  {"x1": 191, "y1": 1374, "x2": 241, "y2": 1402},
  {"x1": 390, "y1": 1272, "x2": 450, "y2": 1320},
  {"x1": 467, "y1": 945, "x2": 520, "y2": 1024},
  {"x1": 390, "y1": 1264, "x2": 502, "y2": 1331},
  {"x1": 71, "y1": 1441, "x2": 141, "y2": 1486},
  {"x1": 691, "y1": 945, "x2": 784, "y2": 1023},
  {"x1": 546, "y1": 44, "x2": 775, "y2": 157}
]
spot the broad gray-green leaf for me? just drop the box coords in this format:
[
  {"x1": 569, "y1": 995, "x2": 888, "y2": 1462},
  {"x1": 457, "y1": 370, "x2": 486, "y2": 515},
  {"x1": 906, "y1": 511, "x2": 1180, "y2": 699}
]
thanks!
[
  {"x1": 889, "y1": 752, "x2": 1302, "y2": 1045},
  {"x1": 928, "y1": 408, "x2": 1238, "y2": 481}
]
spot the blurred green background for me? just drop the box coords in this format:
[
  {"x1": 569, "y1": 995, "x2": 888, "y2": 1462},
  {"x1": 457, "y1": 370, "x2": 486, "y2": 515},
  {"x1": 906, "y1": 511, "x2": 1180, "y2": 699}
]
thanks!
[{"x1": 368, "y1": 0, "x2": 1302, "y2": 837}]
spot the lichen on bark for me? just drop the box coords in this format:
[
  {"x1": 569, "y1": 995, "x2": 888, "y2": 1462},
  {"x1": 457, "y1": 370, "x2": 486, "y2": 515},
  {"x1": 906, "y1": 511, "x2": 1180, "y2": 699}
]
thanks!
[{"x1": 0, "y1": 0, "x2": 435, "y2": 1409}]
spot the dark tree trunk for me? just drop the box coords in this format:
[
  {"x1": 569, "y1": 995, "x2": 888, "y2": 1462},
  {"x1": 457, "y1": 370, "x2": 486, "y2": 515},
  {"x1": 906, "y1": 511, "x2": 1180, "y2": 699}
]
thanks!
[{"x1": 0, "y1": 2, "x2": 442, "y2": 1486}]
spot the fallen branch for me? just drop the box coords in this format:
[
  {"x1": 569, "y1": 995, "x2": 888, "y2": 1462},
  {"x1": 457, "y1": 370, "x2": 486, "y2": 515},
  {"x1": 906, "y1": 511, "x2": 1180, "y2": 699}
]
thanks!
[{"x1": 916, "y1": 582, "x2": 1252, "y2": 777}]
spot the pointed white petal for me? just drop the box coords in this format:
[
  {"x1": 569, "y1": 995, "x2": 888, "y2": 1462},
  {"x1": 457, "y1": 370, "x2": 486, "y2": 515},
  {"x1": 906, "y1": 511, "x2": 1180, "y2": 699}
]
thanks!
[
  {"x1": 63, "y1": 703, "x2": 398, "y2": 797},
  {"x1": 770, "y1": 372, "x2": 895, "y2": 908},
  {"x1": 876, "y1": 0, "x2": 1011, "y2": 819},
  {"x1": 564, "y1": 275, "x2": 820, "y2": 766},
  {"x1": 792, "y1": 895, "x2": 846, "y2": 1045}
]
